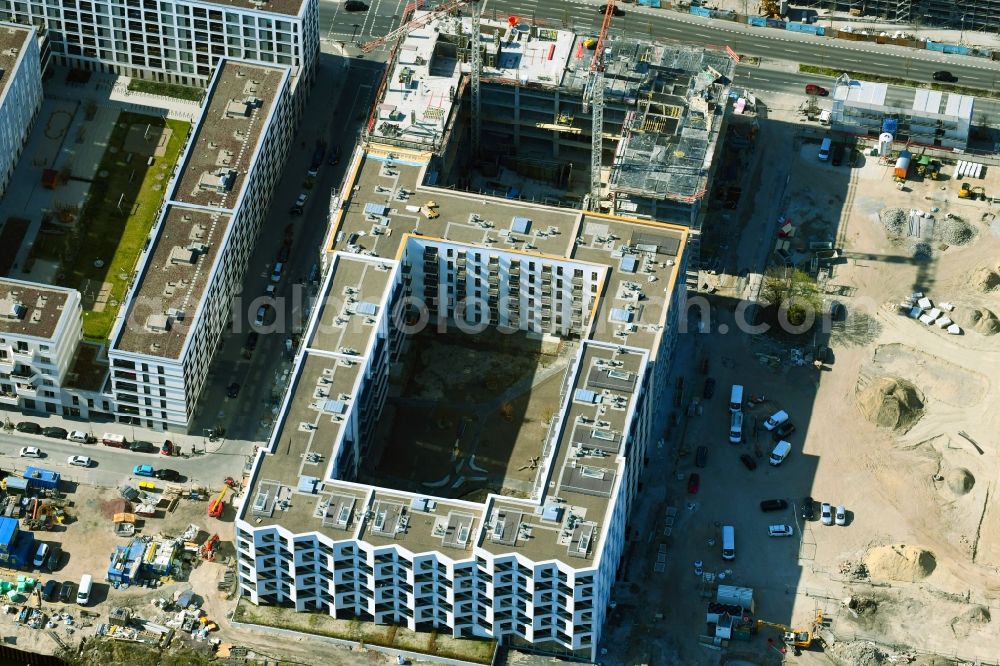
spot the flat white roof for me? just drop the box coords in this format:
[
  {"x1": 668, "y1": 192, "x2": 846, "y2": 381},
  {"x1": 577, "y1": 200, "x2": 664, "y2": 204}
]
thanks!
[{"x1": 834, "y1": 80, "x2": 887, "y2": 105}]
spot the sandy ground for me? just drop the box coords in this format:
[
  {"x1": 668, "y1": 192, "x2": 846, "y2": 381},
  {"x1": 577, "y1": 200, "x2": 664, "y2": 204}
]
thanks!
[{"x1": 602, "y1": 102, "x2": 1000, "y2": 666}]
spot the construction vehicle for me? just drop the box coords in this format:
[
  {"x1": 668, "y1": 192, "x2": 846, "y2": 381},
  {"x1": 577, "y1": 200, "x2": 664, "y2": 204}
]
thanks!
[
  {"x1": 971, "y1": 185, "x2": 987, "y2": 200},
  {"x1": 758, "y1": 0, "x2": 781, "y2": 17},
  {"x1": 958, "y1": 182, "x2": 973, "y2": 199},
  {"x1": 208, "y1": 486, "x2": 228, "y2": 518},
  {"x1": 201, "y1": 534, "x2": 220, "y2": 561},
  {"x1": 755, "y1": 610, "x2": 824, "y2": 649}
]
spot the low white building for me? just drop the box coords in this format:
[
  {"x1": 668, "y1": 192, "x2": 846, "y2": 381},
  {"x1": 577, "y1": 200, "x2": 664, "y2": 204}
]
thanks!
[
  {"x1": 830, "y1": 75, "x2": 974, "y2": 150},
  {"x1": 107, "y1": 59, "x2": 295, "y2": 432},
  {"x1": 0, "y1": 23, "x2": 42, "y2": 197}
]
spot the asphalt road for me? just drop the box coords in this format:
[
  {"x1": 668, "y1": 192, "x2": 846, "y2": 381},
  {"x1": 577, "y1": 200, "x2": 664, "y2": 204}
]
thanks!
[
  {"x1": 470, "y1": 0, "x2": 998, "y2": 90},
  {"x1": 319, "y1": 0, "x2": 411, "y2": 47},
  {"x1": 739, "y1": 66, "x2": 1000, "y2": 119},
  {"x1": 0, "y1": 431, "x2": 225, "y2": 489}
]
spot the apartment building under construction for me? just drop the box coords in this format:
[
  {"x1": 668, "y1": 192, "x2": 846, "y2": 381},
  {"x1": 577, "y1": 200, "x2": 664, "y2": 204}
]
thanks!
[{"x1": 365, "y1": 12, "x2": 734, "y2": 286}]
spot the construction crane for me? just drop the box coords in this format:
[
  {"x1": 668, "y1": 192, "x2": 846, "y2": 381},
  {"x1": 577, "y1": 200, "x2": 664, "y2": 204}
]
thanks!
[
  {"x1": 583, "y1": 1, "x2": 616, "y2": 210},
  {"x1": 360, "y1": 0, "x2": 471, "y2": 53},
  {"x1": 469, "y1": 0, "x2": 482, "y2": 159}
]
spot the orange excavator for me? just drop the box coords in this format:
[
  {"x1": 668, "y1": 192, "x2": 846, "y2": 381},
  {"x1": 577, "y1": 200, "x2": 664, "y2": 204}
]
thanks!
[{"x1": 207, "y1": 477, "x2": 238, "y2": 518}]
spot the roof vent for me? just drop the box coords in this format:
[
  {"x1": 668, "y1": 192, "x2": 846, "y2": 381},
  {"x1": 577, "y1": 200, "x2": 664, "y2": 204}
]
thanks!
[{"x1": 145, "y1": 314, "x2": 171, "y2": 332}]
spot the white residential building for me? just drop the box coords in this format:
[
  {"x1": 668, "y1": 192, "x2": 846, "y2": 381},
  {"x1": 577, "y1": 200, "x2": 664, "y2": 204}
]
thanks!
[
  {"x1": 0, "y1": 0, "x2": 319, "y2": 92},
  {"x1": 0, "y1": 279, "x2": 113, "y2": 419},
  {"x1": 0, "y1": 23, "x2": 42, "y2": 197},
  {"x1": 235, "y1": 148, "x2": 689, "y2": 660},
  {"x1": 107, "y1": 59, "x2": 295, "y2": 432}
]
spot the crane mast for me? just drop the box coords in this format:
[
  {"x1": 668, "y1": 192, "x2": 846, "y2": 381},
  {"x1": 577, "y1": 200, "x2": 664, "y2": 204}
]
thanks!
[{"x1": 585, "y1": 1, "x2": 616, "y2": 211}]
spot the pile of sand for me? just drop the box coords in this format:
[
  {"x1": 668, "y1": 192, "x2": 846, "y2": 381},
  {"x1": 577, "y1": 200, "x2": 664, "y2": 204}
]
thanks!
[
  {"x1": 945, "y1": 468, "x2": 975, "y2": 495},
  {"x1": 953, "y1": 307, "x2": 1000, "y2": 336},
  {"x1": 857, "y1": 378, "x2": 925, "y2": 431},
  {"x1": 970, "y1": 265, "x2": 1000, "y2": 292},
  {"x1": 863, "y1": 545, "x2": 936, "y2": 582}
]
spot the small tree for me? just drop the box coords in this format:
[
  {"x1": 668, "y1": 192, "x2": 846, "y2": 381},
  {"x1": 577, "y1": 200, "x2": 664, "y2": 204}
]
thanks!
[{"x1": 760, "y1": 267, "x2": 822, "y2": 327}]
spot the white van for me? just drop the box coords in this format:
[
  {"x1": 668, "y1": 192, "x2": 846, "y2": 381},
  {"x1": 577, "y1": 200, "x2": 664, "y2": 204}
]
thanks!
[
  {"x1": 728, "y1": 411, "x2": 744, "y2": 444},
  {"x1": 769, "y1": 440, "x2": 792, "y2": 466},
  {"x1": 721, "y1": 525, "x2": 736, "y2": 560},
  {"x1": 67, "y1": 431, "x2": 94, "y2": 444},
  {"x1": 77, "y1": 574, "x2": 93, "y2": 605},
  {"x1": 818, "y1": 137, "x2": 832, "y2": 161},
  {"x1": 763, "y1": 410, "x2": 789, "y2": 431},
  {"x1": 729, "y1": 384, "x2": 743, "y2": 413},
  {"x1": 818, "y1": 109, "x2": 831, "y2": 126}
]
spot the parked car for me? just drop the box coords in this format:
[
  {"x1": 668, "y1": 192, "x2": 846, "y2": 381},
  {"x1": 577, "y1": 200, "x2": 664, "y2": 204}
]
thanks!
[
  {"x1": 58, "y1": 581, "x2": 77, "y2": 604},
  {"x1": 67, "y1": 431, "x2": 95, "y2": 444},
  {"x1": 772, "y1": 421, "x2": 796, "y2": 441},
  {"x1": 45, "y1": 543, "x2": 62, "y2": 572},
  {"x1": 16, "y1": 421, "x2": 41, "y2": 434},
  {"x1": 328, "y1": 145, "x2": 341, "y2": 166},
  {"x1": 19, "y1": 446, "x2": 42, "y2": 458},
  {"x1": 67, "y1": 455, "x2": 92, "y2": 468},
  {"x1": 161, "y1": 440, "x2": 174, "y2": 456},
  {"x1": 831, "y1": 142, "x2": 845, "y2": 166},
  {"x1": 133, "y1": 464, "x2": 155, "y2": 477},
  {"x1": 33, "y1": 543, "x2": 50, "y2": 568},
  {"x1": 245, "y1": 331, "x2": 259, "y2": 352},
  {"x1": 767, "y1": 524, "x2": 794, "y2": 537},
  {"x1": 344, "y1": 0, "x2": 369, "y2": 10},
  {"x1": 740, "y1": 453, "x2": 757, "y2": 470},
  {"x1": 227, "y1": 382, "x2": 241, "y2": 398},
  {"x1": 702, "y1": 377, "x2": 716, "y2": 399},
  {"x1": 835, "y1": 505, "x2": 847, "y2": 526},
  {"x1": 817, "y1": 346, "x2": 833, "y2": 364},
  {"x1": 289, "y1": 192, "x2": 308, "y2": 215},
  {"x1": 694, "y1": 445, "x2": 708, "y2": 468},
  {"x1": 254, "y1": 304, "x2": 271, "y2": 327},
  {"x1": 932, "y1": 70, "x2": 957, "y2": 83},
  {"x1": 130, "y1": 441, "x2": 156, "y2": 453},
  {"x1": 805, "y1": 83, "x2": 829, "y2": 96},
  {"x1": 598, "y1": 3, "x2": 626, "y2": 15},
  {"x1": 821, "y1": 502, "x2": 834, "y2": 525},
  {"x1": 42, "y1": 426, "x2": 68, "y2": 439},
  {"x1": 763, "y1": 409, "x2": 789, "y2": 431},
  {"x1": 760, "y1": 499, "x2": 788, "y2": 512},
  {"x1": 42, "y1": 579, "x2": 59, "y2": 602},
  {"x1": 801, "y1": 496, "x2": 816, "y2": 521},
  {"x1": 154, "y1": 468, "x2": 179, "y2": 482},
  {"x1": 830, "y1": 300, "x2": 846, "y2": 321},
  {"x1": 686, "y1": 473, "x2": 700, "y2": 494}
]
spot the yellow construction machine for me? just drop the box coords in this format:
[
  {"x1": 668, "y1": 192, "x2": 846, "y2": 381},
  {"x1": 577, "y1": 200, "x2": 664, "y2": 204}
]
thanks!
[
  {"x1": 755, "y1": 610, "x2": 823, "y2": 649},
  {"x1": 758, "y1": 0, "x2": 781, "y2": 17}
]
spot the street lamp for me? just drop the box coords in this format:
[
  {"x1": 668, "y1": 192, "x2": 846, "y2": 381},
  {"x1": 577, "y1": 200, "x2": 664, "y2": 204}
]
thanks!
[{"x1": 960, "y1": 14, "x2": 966, "y2": 45}]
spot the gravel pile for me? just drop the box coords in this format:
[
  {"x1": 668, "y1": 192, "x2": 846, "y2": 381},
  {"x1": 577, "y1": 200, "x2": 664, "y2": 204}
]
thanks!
[
  {"x1": 881, "y1": 207, "x2": 907, "y2": 235},
  {"x1": 912, "y1": 241, "x2": 933, "y2": 259},
  {"x1": 828, "y1": 640, "x2": 888, "y2": 666},
  {"x1": 938, "y1": 216, "x2": 977, "y2": 245}
]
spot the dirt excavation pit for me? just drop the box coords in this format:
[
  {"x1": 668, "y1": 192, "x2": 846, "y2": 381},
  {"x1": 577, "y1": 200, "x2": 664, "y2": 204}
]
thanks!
[
  {"x1": 944, "y1": 467, "x2": 975, "y2": 496},
  {"x1": 871, "y1": 343, "x2": 990, "y2": 407},
  {"x1": 952, "y1": 307, "x2": 1000, "y2": 336},
  {"x1": 864, "y1": 545, "x2": 937, "y2": 582},
  {"x1": 857, "y1": 377, "x2": 925, "y2": 431}
]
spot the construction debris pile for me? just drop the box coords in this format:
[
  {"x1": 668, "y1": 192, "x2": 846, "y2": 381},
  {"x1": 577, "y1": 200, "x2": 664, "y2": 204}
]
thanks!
[
  {"x1": 880, "y1": 207, "x2": 907, "y2": 236},
  {"x1": 936, "y1": 215, "x2": 976, "y2": 246},
  {"x1": 863, "y1": 545, "x2": 936, "y2": 583}
]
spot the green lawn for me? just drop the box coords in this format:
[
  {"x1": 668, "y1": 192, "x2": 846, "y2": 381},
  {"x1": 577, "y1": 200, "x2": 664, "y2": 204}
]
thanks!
[
  {"x1": 127, "y1": 79, "x2": 205, "y2": 103},
  {"x1": 66, "y1": 112, "x2": 190, "y2": 342},
  {"x1": 233, "y1": 599, "x2": 497, "y2": 664}
]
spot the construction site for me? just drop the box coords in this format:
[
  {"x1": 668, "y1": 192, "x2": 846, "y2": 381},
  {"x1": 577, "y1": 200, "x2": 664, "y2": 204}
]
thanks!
[{"x1": 360, "y1": 0, "x2": 735, "y2": 286}]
